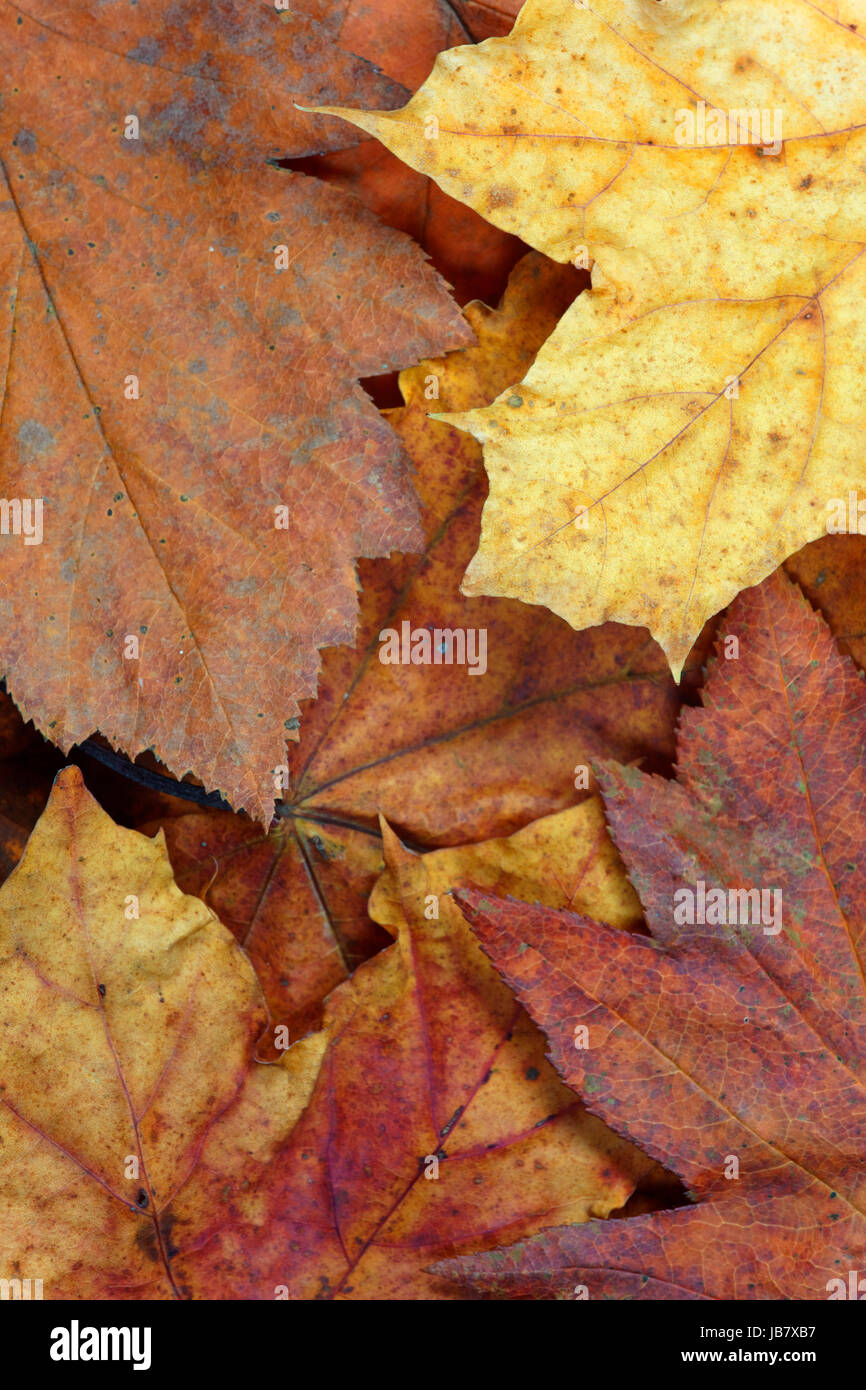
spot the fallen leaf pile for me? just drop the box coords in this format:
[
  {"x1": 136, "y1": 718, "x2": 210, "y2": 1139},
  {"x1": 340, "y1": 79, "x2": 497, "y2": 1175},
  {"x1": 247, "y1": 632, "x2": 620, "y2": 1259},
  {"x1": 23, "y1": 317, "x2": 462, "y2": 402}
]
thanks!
[{"x1": 1, "y1": 0, "x2": 865, "y2": 1303}]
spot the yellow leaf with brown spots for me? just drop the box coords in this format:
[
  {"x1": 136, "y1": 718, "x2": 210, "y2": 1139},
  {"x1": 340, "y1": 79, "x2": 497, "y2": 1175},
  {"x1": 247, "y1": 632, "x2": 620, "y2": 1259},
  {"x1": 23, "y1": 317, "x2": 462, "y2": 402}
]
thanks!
[{"x1": 320, "y1": 0, "x2": 866, "y2": 675}]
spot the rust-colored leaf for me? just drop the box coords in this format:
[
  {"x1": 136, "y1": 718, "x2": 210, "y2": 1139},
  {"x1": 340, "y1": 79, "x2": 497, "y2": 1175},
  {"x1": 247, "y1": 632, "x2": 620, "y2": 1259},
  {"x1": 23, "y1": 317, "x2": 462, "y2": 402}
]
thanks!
[
  {"x1": 444, "y1": 570, "x2": 866, "y2": 1298},
  {"x1": 0, "y1": 0, "x2": 471, "y2": 822},
  {"x1": 449, "y1": 0, "x2": 523, "y2": 42},
  {"x1": 302, "y1": 0, "x2": 470, "y2": 89},
  {"x1": 784, "y1": 533, "x2": 866, "y2": 675},
  {"x1": 141, "y1": 807, "x2": 388, "y2": 1057},
  {"x1": 180, "y1": 813, "x2": 663, "y2": 1299},
  {"x1": 7, "y1": 0, "x2": 866, "y2": 1314},
  {"x1": 291, "y1": 0, "x2": 525, "y2": 306}
]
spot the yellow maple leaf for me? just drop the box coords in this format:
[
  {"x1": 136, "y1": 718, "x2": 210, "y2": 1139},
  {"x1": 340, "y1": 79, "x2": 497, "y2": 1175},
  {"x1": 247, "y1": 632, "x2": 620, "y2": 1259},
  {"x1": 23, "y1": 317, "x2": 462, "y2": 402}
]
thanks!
[{"x1": 320, "y1": 0, "x2": 866, "y2": 675}]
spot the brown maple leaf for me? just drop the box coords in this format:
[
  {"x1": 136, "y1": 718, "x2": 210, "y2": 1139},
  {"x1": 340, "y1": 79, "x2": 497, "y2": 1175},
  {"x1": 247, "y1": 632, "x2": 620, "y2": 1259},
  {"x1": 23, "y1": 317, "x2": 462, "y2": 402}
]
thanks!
[
  {"x1": 442, "y1": 570, "x2": 866, "y2": 1299},
  {"x1": 0, "y1": 0, "x2": 470, "y2": 822},
  {"x1": 140, "y1": 805, "x2": 388, "y2": 1056},
  {"x1": 447, "y1": 0, "x2": 522, "y2": 42}
]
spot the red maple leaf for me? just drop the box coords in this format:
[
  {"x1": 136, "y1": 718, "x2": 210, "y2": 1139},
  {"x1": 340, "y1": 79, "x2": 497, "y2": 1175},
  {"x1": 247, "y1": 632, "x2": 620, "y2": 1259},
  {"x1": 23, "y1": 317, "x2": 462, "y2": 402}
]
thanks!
[{"x1": 443, "y1": 571, "x2": 866, "y2": 1300}]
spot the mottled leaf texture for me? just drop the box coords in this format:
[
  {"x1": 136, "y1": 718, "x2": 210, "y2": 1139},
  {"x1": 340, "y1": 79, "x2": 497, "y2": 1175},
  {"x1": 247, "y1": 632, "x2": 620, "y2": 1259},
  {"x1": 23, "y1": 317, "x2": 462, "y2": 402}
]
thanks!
[
  {"x1": 0, "y1": 769, "x2": 660, "y2": 1298},
  {"x1": 0, "y1": 766, "x2": 328, "y2": 1298},
  {"x1": 285, "y1": 253, "x2": 683, "y2": 849},
  {"x1": 785, "y1": 533, "x2": 866, "y2": 674},
  {"x1": 140, "y1": 806, "x2": 388, "y2": 1056},
  {"x1": 0, "y1": 251, "x2": 682, "y2": 1074},
  {"x1": 291, "y1": 0, "x2": 524, "y2": 305},
  {"x1": 443, "y1": 571, "x2": 866, "y2": 1299},
  {"x1": 129, "y1": 254, "x2": 683, "y2": 1059},
  {"x1": 0, "y1": 0, "x2": 471, "y2": 823},
  {"x1": 322, "y1": 0, "x2": 866, "y2": 676},
  {"x1": 126, "y1": 255, "x2": 681, "y2": 1057},
  {"x1": 449, "y1": 0, "x2": 523, "y2": 43},
  {"x1": 207, "y1": 816, "x2": 659, "y2": 1300},
  {"x1": 322, "y1": 0, "x2": 866, "y2": 303}
]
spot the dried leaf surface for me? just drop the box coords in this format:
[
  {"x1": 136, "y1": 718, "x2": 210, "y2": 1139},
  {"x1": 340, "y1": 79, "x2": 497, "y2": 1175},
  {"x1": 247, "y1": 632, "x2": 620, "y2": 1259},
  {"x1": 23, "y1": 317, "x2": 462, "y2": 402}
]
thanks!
[
  {"x1": 0, "y1": 252, "x2": 683, "y2": 1073},
  {"x1": 321, "y1": 0, "x2": 866, "y2": 292},
  {"x1": 443, "y1": 571, "x2": 866, "y2": 1298},
  {"x1": 193, "y1": 814, "x2": 660, "y2": 1300},
  {"x1": 0, "y1": 766, "x2": 326, "y2": 1297},
  {"x1": 0, "y1": 767, "x2": 660, "y2": 1299},
  {"x1": 131, "y1": 255, "x2": 683, "y2": 1050},
  {"x1": 141, "y1": 807, "x2": 388, "y2": 1056},
  {"x1": 293, "y1": 0, "x2": 524, "y2": 304},
  {"x1": 321, "y1": 0, "x2": 866, "y2": 674},
  {"x1": 74, "y1": 255, "x2": 686, "y2": 1068},
  {"x1": 286, "y1": 253, "x2": 684, "y2": 845},
  {"x1": 0, "y1": 0, "x2": 471, "y2": 821}
]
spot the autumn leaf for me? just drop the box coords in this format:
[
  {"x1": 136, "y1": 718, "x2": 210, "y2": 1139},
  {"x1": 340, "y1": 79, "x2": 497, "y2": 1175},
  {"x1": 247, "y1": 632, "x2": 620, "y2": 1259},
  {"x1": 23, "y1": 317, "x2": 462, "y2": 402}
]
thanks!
[
  {"x1": 303, "y1": 0, "x2": 520, "y2": 58},
  {"x1": 320, "y1": 0, "x2": 866, "y2": 677},
  {"x1": 320, "y1": 0, "x2": 866, "y2": 299},
  {"x1": 6, "y1": 0, "x2": 866, "y2": 1314},
  {"x1": 370, "y1": 797, "x2": 643, "y2": 937},
  {"x1": 302, "y1": 0, "x2": 471, "y2": 88},
  {"x1": 204, "y1": 809, "x2": 662, "y2": 1302},
  {"x1": 0, "y1": 764, "x2": 327, "y2": 1298},
  {"x1": 448, "y1": 0, "x2": 523, "y2": 43},
  {"x1": 139, "y1": 806, "x2": 389, "y2": 1057},
  {"x1": 111, "y1": 253, "x2": 684, "y2": 1039},
  {"x1": 105, "y1": 252, "x2": 585, "y2": 1029},
  {"x1": 0, "y1": 766, "x2": 666, "y2": 1298},
  {"x1": 289, "y1": 0, "x2": 524, "y2": 306},
  {"x1": 442, "y1": 570, "x2": 866, "y2": 1299},
  {"x1": 784, "y1": 533, "x2": 866, "y2": 675},
  {"x1": 0, "y1": 0, "x2": 471, "y2": 823},
  {"x1": 3, "y1": 524, "x2": 862, "y2": 1063}
]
